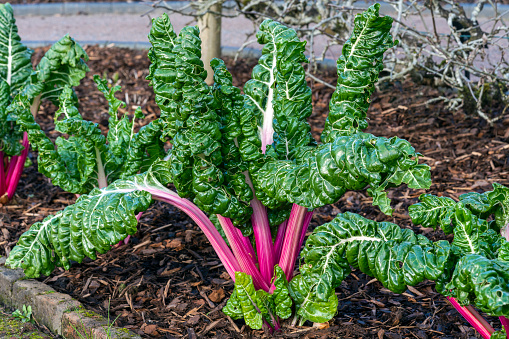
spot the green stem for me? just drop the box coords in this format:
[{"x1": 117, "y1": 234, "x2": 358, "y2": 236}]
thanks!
[
  {"x1": 30, "y1": 94, "x2": 42, "y2": 117},
  {"x1": 95, "y1": 147, "x2": 107, "y2": 189}
]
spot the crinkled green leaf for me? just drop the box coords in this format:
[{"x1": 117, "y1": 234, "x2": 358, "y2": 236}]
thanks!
[
  {"x1": 94, "y1": 75, "x2": 129, "y2": 159},
  {"x1": 498, "y1": 241, "x2": 509, "y2": 262},
  {"x1": 23, "y1": 35, "x2": 89, "y2": 103},
  {"x1": 6, "y1": 160, "x2": 171, "y2": 278},
  {"x1": 409, "y1": 194, "x2": 457, "y2": 234},
  {"x1": 247, "y1": 7, "x2": 429, "y2": 214},
  {"x1": 459, "y1": 191, "x2": 492, "y2": 218},
  {"x1": 452, "y1": 202, "x2": 489, "y2": 255},
  {"x1": 293, "y1": 207, "x2": 509, "y2": 323},
  {"x1": 8, "y1": 79, "x2": 164, "y2": 194},
  {"x1": 237, "y1": 19, "x2": 313, "y2": 220},
  {"x1": 445, "y1": 254, "x2": 509, "y2": 316},
  {"x1": 272, "y1": 265, "x2": 292, "y2": 319},
  {"x1": 228, "y1": 272, "x2": 264, "y2": 329},
  {"x1": 321, "y1": 3, "x2": 395, "y2": 142},
  {"x1": 146, "y1": 12, "x2": 178, "y2": 140},
  {"x1": 410, "y1": 184, "x2": 509, "y2": 236},
  {"x1": 8, "y1": 90, "x2": 100, "y2": 193},
  {"x1": 488, "y1": 183, "x2": 509, "y2": 231},
  {"x1": 0, "y1": 3, "x2": 33, "y2": 97},
  {"x1": 93, "y1": 75, "x2": 165, "y2": 181},
  {"x1": 254, "y1": 133, "x2": 431, "y2": 211},
  {"x1": 288, "y1": 273, "x2": 338, "y2": 323},
  {"x1": 223, "y1": 290, "x2": 243, "y2": 319},
  {"x1": 491, "y1": 327, "x2": 508, "y2": 339},
  {"x1": 269, "y1": 20, "x2": 315, "y2": 160},
  {"x1": 149, "y1": 19, "x2": 252, "y2": 226},
  {"x1": 301, "y1": 212, "x2": 453, "y2": 298}
]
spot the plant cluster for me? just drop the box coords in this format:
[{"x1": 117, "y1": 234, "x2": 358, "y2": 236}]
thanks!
[
  {"x1": 11, "y1": 305, "x2": 32, "y2": 324},
  {"x1": 4, "y1": 3, "x2": 509, "y2": 338},
  {"x1": 0, "y1": 3, "x2": 89, "y2": 202}
]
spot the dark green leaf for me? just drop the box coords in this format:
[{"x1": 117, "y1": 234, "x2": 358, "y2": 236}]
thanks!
[{"x1": 6, "y1": 160, "x2": 171, "y2": 278}]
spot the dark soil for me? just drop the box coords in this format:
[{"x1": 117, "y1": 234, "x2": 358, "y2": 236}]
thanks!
[{"x1": 1, "y1": 45, "x2": 509, "y2": 339}]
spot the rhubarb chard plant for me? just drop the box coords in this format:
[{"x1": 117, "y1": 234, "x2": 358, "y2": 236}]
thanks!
[
  {"x1": 7, "y1": 76, "x2": 164, "y2": 245},
  {"x1": 9, "y1": 4, "x2": 509, "y2": 337},
  {"x1": 0, "y1": 2, "x2": 89, "y2": 202}
]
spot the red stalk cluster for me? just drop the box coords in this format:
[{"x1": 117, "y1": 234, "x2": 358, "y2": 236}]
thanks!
[
  {"x1": 0, "y1": 132, "x2": 29, "y2": 202},
  {"x1": 141, "y1": 181, "x2": 313, "y2": 329}
]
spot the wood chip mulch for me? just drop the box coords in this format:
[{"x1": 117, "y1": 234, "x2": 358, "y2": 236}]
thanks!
[{"x1": 1, "y1": 45, "x2": 508, "y2": 338}]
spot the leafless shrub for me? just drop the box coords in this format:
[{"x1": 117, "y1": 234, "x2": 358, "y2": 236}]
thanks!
[{"x1": 143, "y1": 0, "x2": 509, "y2": 124}]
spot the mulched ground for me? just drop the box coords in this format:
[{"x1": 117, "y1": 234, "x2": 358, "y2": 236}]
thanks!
[{"x1": 1, "y1": 45, "x2": 508, "y2": 339}]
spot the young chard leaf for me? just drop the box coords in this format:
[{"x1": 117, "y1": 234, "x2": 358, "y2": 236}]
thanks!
[
  {"x1": 0, "y1": 3, "x2": 33, "y2": 97},
  {"x1": 409, "y1": 194, "x2": 457, "y2": 233},
  {"x1": 23, "y1": 35, "x2": 90, "y2": 103},
  {"x1": 272, "y1": 265, "x2": 292, "y2": 319},
  {"x1": 227, "y1": 272, "x2": 264, "y2": 329},
  {"x1": 322, "y1": 4, "x2": 395, "y2": 142},
  {"x1": 8, "y1": 78, "x2": 164, "y2": 194},
  {"x1": 224, "y1": 266, "x2": 292, "y2": 328},
  {"x1": 0, "y1": 3, "x2": 33, "y2": 157}
]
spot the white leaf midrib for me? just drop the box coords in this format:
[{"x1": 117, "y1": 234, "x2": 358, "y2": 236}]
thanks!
[{"x1": 6, "y1": 22, "x2": 12, "y2": 85}]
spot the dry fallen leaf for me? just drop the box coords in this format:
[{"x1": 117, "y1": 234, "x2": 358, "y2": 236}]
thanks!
[
  {"x1": 208, "y1": 288, "x2": 225, "y2": 303},
  {"x1": 142, "y1": 324, "x2": 158, "y2": 335}
]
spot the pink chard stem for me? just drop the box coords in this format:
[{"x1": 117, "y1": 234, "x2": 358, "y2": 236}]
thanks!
[
  {"x1": 0, "y1": 152, "x2": 5, "y2": 197},
  {"x1": 298, "y1": 210, "x2": 314, "y2": 251},
  {"x1": 233, "y1": 226, "x2": 257, "y2": 265},
  {"x1": 7, "y1": 133, "x2": 29, "y2": 200},
  {"x1": 217, "y1": 214, "x2": 270, "y2": 291},
  {"x1": 273, "y1": 220, "x2": 288, "y2": 262},
  {"x1": 446, "y1": 297, "x2": 494, "y2": 339},
  {"x1": 5, "y1": 155, "x2": 17, "y2": 190},
  {"x1": 147, "y1": 188, "x2": 241, "y2": 280},
  {"x1": 251, "y1": 198, "x2": 275, "y2": 284},
  {"x1": 499, "y1": 316, "x2": 509, "y2": 337},
  {"x1": 278, "y1": 204, "x2": 308, "y2": 281}
]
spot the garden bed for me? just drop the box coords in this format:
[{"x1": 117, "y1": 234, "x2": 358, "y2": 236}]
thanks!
[{"x1": 1, "y1": 45, "x2": 508, "y2": 338}]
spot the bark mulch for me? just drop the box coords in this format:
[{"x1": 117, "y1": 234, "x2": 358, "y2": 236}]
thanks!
[{"x1": 1, "y1": 45, "x2": 509, "y2": 339}]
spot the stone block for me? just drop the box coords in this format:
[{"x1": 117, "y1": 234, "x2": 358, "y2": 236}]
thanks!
[
  {"x1": 0, "y1": 266, "x2": 25, "y2": 305},
  {"x1": 12, "y1": 279, "x2": 81, "y2": 334}
]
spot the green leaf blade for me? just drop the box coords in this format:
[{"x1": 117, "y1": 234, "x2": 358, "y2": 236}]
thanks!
[
  {"x1": 322, "y1": 3, "x2": 395, "y2": 142},
  {"x1": 6, "y1": 160, "x2": 172, "y2": 278}
]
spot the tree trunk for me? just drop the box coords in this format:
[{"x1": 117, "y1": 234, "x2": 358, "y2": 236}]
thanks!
[{"x1": 198, "y1": 1, "x2": 222, "y2": 85}]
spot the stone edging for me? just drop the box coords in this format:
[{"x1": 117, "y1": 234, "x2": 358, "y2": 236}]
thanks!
[{"x1": 0, "y1": 257, "x2": 140, "y2": 339}]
